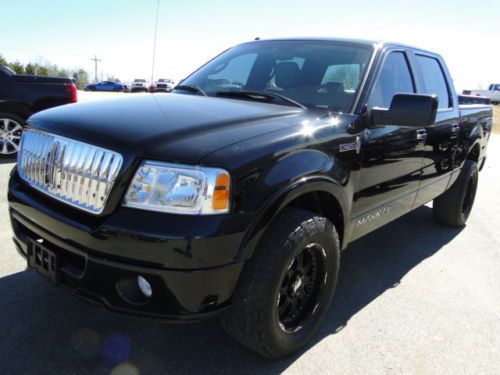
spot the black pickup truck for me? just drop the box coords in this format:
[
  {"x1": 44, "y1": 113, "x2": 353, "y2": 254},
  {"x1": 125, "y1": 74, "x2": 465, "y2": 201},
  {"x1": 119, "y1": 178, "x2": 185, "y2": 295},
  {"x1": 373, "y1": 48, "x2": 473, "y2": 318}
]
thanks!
[
  {"x1": 0, "y1": 64, "x2": 77, "y2": 157},
  {"x1": 8, "y1": 38, "x2": 492, "y2": 358}
]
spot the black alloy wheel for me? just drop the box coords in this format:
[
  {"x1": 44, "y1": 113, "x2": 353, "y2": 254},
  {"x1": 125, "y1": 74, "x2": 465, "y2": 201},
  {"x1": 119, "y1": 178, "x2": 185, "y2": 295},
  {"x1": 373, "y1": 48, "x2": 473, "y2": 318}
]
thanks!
[{"x1": 277, "y1": 243, "x2": 327, "y2": 333}]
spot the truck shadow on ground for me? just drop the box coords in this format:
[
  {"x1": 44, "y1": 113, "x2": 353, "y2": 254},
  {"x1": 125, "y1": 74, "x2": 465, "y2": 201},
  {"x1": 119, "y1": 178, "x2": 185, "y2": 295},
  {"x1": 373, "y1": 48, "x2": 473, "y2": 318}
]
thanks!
[
  {"x1": 0, "y1": 157, "x2": 16, "y2": 165},
  {"x1": 0, "y1": 206, "x2": 462, "y2": 375}
]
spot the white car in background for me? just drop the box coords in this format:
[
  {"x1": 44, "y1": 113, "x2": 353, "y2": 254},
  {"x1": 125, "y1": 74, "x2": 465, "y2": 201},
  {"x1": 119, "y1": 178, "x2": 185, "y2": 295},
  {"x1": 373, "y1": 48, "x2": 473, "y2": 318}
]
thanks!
[
  {"x1": 150, "y1": 78, "x2": 175, "y2": 92},
  {"x1": 463, "y1": 83, "x2": 500, "y2": 104},
  {"x1": 130, "y1": 79, "x2": 149, "y2": 93}
]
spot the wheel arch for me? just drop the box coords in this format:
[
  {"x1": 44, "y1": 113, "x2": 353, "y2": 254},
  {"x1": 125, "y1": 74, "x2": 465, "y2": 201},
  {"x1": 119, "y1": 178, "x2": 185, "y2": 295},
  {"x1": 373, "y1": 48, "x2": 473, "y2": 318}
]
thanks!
[
  {"x1": 237, "y1": 176, "x2": 350, "y2": 262},
  {"x1": 467, "y1": 142, "x2": 481, "y2": 163},
  {"x1": 0, "y1": 101, "x2": 32, "y2": 120}
]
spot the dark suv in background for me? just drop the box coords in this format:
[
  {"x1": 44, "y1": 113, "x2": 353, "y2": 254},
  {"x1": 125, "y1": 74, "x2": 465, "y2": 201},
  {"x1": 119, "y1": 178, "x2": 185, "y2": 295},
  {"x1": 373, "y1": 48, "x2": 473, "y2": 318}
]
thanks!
[{"x1": 0, "y1": 64, "x2": 76, "y2": 157}]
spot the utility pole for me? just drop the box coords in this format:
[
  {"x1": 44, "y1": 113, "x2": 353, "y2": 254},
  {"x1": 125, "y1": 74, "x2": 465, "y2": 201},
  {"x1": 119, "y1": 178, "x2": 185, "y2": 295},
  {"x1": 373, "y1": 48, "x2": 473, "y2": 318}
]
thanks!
[
  {"x1": 150, "y1": 0, "x2": 160, "y2": 85},
  {"x1": 90, "y1": 55, "x2": 101, "y2": 82}
]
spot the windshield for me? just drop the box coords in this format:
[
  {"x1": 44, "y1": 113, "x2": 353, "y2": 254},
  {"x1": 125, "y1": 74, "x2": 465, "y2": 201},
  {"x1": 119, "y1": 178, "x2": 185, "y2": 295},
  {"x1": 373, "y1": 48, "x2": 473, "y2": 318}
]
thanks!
[
  {"x1": 176, "y1": 40, "x2": 373, "y2": 112},
  {"x1": 135, "y1": 79, "x2": 146, "y2": 83}
]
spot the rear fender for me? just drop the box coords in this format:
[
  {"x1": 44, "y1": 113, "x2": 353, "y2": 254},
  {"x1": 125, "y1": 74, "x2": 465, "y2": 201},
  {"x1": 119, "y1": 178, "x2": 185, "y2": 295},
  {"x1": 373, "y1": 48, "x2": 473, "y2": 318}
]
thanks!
[{"x1": 0, "y1": 101, "x2": 31, "y2": 119}]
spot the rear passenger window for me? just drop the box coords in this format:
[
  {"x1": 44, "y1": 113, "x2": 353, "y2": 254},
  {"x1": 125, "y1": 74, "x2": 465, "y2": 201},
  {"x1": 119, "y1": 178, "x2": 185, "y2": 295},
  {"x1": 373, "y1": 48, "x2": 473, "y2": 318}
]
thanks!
[
  {"x1": 416, "y1": 55, "x2": 451, "y2": 109},
  {"x1": 369, "y1": 52, "x2": 415, "y2": 109}
]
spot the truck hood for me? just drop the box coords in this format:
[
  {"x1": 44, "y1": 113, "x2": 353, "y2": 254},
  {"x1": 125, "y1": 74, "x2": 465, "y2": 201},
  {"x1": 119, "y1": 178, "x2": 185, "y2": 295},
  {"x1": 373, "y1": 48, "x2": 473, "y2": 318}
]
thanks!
[{"x1": 28, "y1": 93, "x2": 307, "y2": 163}]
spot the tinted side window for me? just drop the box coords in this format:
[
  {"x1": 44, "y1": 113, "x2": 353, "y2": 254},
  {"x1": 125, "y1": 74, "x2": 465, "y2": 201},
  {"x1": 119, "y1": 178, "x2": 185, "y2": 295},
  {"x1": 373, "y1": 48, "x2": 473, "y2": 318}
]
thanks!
[
  {"x1": 416, "y1": 55, "x2": 451, "y2": 109},
  {"x1": 369, "y1": 52, "x2": 414, "y2": 108}
]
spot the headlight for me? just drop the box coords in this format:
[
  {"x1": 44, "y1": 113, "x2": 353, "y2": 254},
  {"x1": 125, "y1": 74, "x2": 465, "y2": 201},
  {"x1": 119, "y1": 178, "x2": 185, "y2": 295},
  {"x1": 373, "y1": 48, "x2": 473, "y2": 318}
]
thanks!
[{"x1": 123, "y1": 161, "x2": 231, "y2": 215}]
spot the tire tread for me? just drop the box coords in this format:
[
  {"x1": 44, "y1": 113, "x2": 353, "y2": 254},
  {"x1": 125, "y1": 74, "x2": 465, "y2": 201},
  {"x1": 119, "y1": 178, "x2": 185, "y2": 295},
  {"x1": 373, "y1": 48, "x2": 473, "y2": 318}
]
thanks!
[{"x1": 221, "y1": 208, "x2": 340, "y2": 358}]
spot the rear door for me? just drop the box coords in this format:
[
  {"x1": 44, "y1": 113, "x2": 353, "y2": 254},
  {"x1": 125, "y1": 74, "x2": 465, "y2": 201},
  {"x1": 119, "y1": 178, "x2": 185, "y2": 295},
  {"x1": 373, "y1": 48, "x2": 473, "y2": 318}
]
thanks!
[
  {"x1": 351, "y1": 49, "x2": 425, "y2": 238},
  {"x1": 95, "y1": 82, "x2": 105, "y2": 91},
  {"x1": 103, "y1": 81, "x2": 114, "y2": 91},
  {"x1": 410, "y1": 52, "x2": 460, "y2": 206}
]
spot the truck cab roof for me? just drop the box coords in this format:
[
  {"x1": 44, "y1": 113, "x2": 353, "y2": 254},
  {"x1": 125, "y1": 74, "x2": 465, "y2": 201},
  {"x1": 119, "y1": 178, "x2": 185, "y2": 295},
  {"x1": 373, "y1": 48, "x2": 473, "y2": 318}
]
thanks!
[{"x1": 248, "y1": 37, "x2": 439, "y2": 56}]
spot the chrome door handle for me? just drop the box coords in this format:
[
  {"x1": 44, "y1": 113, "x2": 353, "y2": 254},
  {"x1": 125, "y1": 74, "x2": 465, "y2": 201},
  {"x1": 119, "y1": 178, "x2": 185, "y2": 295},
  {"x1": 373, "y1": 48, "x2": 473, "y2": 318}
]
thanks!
[{"x1": 451, "y1": 123, "x2": 460, "y2": 138}]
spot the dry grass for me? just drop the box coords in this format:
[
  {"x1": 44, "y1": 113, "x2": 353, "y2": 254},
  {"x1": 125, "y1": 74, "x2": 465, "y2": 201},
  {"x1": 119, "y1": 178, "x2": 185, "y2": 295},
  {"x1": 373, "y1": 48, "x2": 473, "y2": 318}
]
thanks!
[{"x1": 493, "y1": 105, "x2": 500, "y2": 134}]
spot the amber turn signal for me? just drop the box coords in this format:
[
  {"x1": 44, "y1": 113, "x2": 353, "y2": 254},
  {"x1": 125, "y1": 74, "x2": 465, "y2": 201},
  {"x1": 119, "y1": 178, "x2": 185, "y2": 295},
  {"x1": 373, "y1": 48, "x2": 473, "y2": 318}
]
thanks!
[{"x1": 212, "y1": 173, "x2": 230, "y2": 210}]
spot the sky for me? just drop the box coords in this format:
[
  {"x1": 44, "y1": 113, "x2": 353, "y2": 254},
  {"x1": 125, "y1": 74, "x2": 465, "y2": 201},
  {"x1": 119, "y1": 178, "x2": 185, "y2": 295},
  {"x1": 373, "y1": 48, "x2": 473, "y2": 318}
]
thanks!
[{"x1": 1, "y1": 0, "x2": 499, "y2": 91}]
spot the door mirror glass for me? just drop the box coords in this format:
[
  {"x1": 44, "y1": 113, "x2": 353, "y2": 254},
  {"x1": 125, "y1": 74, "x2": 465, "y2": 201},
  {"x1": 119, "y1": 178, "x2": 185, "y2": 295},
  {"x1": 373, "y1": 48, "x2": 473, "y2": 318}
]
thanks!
[{"x1": 372, "y1": 93, "x2": 438, "y2": 127}]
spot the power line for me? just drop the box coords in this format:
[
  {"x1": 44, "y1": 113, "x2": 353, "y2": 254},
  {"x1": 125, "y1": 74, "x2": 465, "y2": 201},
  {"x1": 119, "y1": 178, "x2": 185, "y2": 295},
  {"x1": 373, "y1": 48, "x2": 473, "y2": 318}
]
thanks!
[
  {"x1": 90, "y1": 55, "x2": 102, "y2": 82},
  {"x1": 150, "y1": 0, "x2": 160, "y2": 84}
]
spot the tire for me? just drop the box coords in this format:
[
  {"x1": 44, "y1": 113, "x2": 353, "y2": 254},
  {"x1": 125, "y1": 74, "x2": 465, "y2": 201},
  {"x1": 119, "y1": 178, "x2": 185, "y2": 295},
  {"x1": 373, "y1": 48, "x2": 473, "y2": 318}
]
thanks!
[
  {"x1": 433, "y1": 159, "x2": 478, "y2": 227},
  {"x1": 0, "y1": 112, "x2": 26, "y2": 158},
  {"x1": 221, "y1": 208, "x2": 340, "y2": 358}
]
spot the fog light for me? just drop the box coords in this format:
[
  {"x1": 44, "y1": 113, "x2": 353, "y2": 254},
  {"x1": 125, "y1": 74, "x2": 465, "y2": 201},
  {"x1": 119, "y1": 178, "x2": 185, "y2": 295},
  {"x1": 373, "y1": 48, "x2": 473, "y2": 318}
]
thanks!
[{"x1": 137, "y1": 276, "x2": 152, "y2": 298}]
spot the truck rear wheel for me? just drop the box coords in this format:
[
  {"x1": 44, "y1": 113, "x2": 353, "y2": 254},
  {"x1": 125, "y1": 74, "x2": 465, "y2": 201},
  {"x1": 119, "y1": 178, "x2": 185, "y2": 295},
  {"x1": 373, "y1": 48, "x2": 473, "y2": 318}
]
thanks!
[
  {"x1": 433, "y1": 159, "x2": 478, "y2": 227},
  {"x1": 220, "y1": 208, "x2": 340, "y2": 358},
  {"x1": 0, "y1": 112, "x2": 25, "y2": 158}
]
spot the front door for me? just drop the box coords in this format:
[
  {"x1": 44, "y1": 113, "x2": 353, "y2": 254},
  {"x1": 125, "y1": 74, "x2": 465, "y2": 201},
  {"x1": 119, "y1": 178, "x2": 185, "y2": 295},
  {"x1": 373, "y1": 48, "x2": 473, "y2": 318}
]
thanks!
[{"x1": 351, "y1": 49, "x2": 425, "y2": 239}]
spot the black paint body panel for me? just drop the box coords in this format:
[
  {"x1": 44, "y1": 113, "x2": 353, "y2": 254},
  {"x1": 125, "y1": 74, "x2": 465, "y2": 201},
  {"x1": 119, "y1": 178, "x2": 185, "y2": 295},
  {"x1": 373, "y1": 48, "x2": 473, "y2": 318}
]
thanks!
[{"x1": 0, "y1": 67, "x2": 74, "y2": 118}]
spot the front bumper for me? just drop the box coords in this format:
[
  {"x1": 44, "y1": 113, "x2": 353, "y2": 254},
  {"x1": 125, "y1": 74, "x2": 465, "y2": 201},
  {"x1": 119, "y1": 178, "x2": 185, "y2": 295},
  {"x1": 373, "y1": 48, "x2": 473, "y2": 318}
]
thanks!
[{"x1": 8, "y1": 172, "x2": 252, "y2": 322}]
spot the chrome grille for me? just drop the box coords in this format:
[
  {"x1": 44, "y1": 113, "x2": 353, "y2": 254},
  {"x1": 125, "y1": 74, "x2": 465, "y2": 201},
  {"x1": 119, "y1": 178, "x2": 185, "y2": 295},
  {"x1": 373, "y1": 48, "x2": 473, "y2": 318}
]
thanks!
[{"x1": 17, "y1": 129, "x2": 123, "y2": 214}]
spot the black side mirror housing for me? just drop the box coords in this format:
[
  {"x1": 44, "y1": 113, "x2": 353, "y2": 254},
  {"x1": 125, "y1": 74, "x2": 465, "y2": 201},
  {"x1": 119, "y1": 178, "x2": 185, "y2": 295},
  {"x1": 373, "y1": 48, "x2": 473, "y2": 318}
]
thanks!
[{"x1": 371, "y1": 93, "x2": 438, "y2": 127}]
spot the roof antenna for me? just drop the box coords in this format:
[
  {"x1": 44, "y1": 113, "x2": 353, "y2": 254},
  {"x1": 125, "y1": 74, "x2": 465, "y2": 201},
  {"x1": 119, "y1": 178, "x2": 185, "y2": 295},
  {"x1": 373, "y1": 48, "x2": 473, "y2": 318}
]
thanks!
[{"x1": 254, "y1": 37, "x2": 260, "y2": 40}]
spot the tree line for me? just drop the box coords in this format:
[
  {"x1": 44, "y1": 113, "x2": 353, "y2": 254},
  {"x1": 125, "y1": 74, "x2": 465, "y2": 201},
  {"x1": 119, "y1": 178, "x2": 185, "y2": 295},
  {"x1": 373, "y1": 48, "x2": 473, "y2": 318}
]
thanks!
[{"x1": 0, "y1": 55, "x2": 90, "y2": 89}]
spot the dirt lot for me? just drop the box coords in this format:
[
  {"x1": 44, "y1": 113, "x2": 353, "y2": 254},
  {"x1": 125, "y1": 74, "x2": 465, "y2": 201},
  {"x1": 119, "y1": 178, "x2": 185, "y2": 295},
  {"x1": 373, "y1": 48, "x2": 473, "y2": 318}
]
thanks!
[{"x1": 493, "y1": 105, "x2": 500, "y2": 133}]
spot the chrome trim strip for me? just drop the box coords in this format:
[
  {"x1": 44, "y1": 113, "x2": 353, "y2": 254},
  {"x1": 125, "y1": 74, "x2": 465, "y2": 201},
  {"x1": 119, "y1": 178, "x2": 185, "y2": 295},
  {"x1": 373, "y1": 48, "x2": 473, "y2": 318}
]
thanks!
[{"x1": 17, "y1": 129, "x2": 123, "y2": 215}]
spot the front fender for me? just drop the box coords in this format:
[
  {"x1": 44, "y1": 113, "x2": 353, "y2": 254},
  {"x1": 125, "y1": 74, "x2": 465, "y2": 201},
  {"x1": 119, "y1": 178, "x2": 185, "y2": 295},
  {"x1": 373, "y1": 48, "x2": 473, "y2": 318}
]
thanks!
[{"x1": 236, "y1": 174, "x2": 350, "y2": 262}]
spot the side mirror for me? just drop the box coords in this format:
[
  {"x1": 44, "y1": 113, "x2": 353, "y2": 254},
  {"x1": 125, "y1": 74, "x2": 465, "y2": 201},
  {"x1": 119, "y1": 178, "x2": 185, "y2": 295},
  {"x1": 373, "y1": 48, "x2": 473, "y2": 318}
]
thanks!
[{"x1": 372, "y1": 93, "x2": 438, "y2": 127}]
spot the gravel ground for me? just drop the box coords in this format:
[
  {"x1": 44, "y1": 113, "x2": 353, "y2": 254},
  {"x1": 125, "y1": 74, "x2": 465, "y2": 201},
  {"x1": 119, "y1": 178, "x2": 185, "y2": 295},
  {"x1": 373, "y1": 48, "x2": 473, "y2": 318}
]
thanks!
[{"x1": 0, "y1": 133, "x2": 498, "y2": 374}]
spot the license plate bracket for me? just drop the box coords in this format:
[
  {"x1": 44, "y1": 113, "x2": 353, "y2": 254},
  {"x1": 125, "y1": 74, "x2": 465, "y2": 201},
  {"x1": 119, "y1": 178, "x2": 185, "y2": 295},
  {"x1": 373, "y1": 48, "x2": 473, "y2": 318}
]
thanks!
[{"x1": 27, "y1": 239, "x2": 59, "y2": 284}]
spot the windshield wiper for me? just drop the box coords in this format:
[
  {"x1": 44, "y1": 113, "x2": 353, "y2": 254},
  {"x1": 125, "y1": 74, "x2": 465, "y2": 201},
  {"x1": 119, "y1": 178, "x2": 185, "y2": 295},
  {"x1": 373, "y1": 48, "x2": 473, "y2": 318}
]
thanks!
[
  {"x1": 215, "y1": 90, "x2": 307, "y2": 109},
  {"x1": 174, "y1": 84, "x2": 208, "y2": 96}
]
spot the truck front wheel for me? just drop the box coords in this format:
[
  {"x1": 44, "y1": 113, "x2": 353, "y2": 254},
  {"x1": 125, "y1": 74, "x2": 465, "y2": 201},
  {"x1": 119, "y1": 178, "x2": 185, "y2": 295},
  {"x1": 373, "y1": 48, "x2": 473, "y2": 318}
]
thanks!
[
  {"x1": 221, "y1": 208, "x2": 340, "y2": 358},
  {"x1": 433, "y1": 159, "x2": 478, "y2": 227}
]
